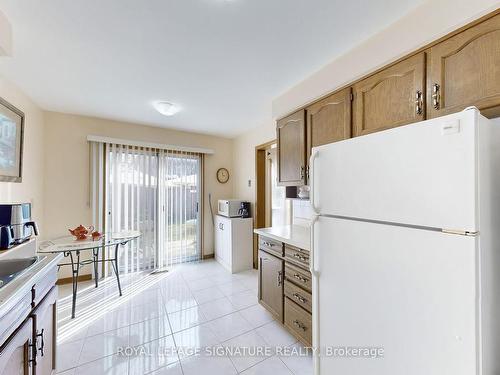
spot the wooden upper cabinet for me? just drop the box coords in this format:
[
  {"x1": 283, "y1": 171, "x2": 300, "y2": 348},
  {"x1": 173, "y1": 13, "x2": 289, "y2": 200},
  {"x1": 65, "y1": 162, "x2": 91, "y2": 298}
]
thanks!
[
  {"x1": 306, "y1": 87, "x2": 352, "y2": 161},
  {"x1": 427, "y1": 13, "x2": 500, "y2": 118},
  {"x1": 353, "y1": 52, "x2": 426, "y2": 136},
  {"x1": 277, "y1": 110, "x2": 306, "y2": 186}
]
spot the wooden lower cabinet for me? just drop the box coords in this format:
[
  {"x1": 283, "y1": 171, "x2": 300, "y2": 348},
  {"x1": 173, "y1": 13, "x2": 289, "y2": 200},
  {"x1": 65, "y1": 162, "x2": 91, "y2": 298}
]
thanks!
[
  {"x1": 284, "y1": 298, "x2": 312, "y2": 347},
  {"x1": 258, "y1": 250, "x2": 284, "y2": 322},
  {"x1": 0, "y1": 317, "x2": 33, "y2": 375},
  {"x1": 427, "y1": 13, "x2": 500, "y2": 118},
  {"x1": 353, "y1": 52, "x2": 426, "y2": 136},
  {"x1": 258, "y1": 236, "x2": 313, "y2": 346}
]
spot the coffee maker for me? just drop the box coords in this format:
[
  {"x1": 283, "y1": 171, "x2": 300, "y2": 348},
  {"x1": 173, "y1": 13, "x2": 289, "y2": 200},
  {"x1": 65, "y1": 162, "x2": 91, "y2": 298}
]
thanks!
[
  {"x1": 0, "y1": 203, "x2": 38, "y2": 249},
  {"x1": 238, "y1": 202, "x2": 251, "y2": 218}
]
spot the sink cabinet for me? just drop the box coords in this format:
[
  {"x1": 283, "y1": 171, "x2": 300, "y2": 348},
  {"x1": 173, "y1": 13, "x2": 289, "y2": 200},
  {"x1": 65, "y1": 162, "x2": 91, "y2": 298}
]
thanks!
[
  {"x1": 0, "y1": 264, "x2": 58, "y2": 375},
  {"x1": 0, "y1": 317, "x2": 33, "y2": 375},
  {"x1": 31, "y1": 288, "x2": 57, "y2": 375}
]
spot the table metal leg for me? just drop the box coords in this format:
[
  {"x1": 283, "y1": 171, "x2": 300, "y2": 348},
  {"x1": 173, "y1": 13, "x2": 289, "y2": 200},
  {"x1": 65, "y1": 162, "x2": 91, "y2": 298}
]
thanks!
[
  {"x1": 92, "y1": 248, "x2": 99, "y2": 288},
  {"x1": 111, "y1": 243, "x2": 122, "y2": 296},
  {"x1": 66, "y1": 251, "x2": 80, "y2": 319}
]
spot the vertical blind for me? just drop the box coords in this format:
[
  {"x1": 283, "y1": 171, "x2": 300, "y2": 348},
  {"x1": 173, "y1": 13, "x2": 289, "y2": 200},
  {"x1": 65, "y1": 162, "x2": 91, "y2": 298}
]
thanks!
[{"x1": 90, "y1": 142, "x2": 202, "y2": 275}]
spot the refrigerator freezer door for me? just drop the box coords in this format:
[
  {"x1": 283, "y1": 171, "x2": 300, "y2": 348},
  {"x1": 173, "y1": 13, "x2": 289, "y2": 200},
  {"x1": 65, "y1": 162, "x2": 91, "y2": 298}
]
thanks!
[
  {"x1": 311, "y1": 109, "x2": 479, "y2": 232},
  {"x1": 312, "y1": 216, "x2": 478, "y2": 375}
]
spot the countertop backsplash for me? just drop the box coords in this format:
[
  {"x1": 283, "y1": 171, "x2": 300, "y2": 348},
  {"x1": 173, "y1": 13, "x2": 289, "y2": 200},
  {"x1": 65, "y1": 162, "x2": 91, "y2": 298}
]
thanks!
[{"x1": 292, "y1": 199, "x2": 314, "y2": 227}]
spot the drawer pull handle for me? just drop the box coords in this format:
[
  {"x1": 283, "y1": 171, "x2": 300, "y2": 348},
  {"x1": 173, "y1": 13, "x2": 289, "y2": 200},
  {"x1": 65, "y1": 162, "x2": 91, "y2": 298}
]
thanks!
[
  {"x1": 293, "y1": 320, "x2": 307, "y2": 331},
  {"x1": 293, "y1": 293, "x2": 307, "y2": 304},
  {"x1": 293, "y1": 253, "x2": 308, "y2": 262},
  {"x1": 293, "y1": 273, "x2": 309, "y2": 283}
]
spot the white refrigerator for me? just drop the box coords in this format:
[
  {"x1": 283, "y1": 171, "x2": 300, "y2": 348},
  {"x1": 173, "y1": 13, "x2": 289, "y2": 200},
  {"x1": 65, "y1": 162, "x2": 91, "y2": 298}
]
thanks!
[{"x1": 309, "y1": 107, "x2": 500, "y2": 375}]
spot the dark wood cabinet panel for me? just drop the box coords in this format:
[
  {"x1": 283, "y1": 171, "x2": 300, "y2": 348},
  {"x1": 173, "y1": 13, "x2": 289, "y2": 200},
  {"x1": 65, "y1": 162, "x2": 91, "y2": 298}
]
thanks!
[
  {"x1": 306, "y1": 87, "x2": 352, "y2": 165},
  {"x1": 258, "y1": 250, "x2": 284, "y2": 322},
  {"x1": 353, "y1": 52, "x2": 426, "y2": 136},
  {"x1": 277, "y1": 110, "x2": 306, "y2": 186},
  {"x1": 427, "y1": 13, "x2": 500, "y2": 118}
]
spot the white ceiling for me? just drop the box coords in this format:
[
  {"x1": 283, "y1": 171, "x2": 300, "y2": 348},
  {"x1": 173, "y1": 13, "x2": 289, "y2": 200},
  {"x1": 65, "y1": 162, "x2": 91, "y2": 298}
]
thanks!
[{"x1": 0, "y1": 0, "x2": 423, "y2": 137}]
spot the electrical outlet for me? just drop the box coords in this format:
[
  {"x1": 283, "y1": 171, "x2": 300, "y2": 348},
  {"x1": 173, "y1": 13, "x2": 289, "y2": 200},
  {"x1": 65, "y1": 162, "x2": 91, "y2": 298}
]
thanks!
[{"x1": 248, "y1": 179, "x2": 251, "y2": 187}]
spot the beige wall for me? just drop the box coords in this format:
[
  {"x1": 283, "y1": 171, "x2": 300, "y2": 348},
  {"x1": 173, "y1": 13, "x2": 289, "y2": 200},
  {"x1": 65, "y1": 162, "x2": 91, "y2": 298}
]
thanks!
[
  {"x1": 272, "y1": 0, "x2": 500, "y2": 119},
  {"x1": 43, "y1": 112, "x2": 233, "y2": 273},
  {"x1": 232, "y1": 121, "x2": 275, "y2": 213},
  {"x1": 0, "y1": 76, "x2": 45, "y2": 232}
]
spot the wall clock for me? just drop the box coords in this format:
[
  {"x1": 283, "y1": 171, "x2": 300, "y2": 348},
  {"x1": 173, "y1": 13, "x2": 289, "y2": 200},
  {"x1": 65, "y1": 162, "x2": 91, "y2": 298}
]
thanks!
[{"x1": 216, "y1": 168, "x2": 230, "y2": 183}]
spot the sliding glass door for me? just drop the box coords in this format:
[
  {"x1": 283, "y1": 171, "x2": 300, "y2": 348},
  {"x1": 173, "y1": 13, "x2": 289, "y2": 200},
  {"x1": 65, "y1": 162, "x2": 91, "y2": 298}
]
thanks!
[
  {"x1": 158, "y1": 151, "x2": 201, "y2": 267},
  {"x1": 105, "y1": 144, "x2": 201, "y2": 273}
]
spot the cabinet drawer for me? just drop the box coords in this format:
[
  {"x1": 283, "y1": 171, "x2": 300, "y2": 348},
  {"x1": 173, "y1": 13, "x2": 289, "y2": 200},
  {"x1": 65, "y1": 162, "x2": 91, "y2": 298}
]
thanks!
[
  {"x1": 284, "y1": 280, "x2": 311, "y2": 313},
  {"x1": 0, "y1": 292, "x2": 32, "y2": 347},
  {"x1": 259, "y1": 236, "x2": 283, "y2": 258},
  {"x1": 33, "y1": 265, "x2": 58, "y2": 306},
  {"x1": 285, "y1": 262, "x2": 311, "y2": 292},
  {"x1": 284, "y1": 245, "x2": 309, "y2": 269},
  {"x1": 284, "y1": 297, "x2": 312, "y2": 346}
]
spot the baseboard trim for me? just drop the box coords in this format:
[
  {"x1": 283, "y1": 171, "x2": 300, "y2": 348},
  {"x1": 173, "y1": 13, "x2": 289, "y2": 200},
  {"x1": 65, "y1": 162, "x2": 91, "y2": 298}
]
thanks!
[
  {"x1": 57, "y1": 274, "x2": 92, "y2": 285},
  {"x1": 203, "y1": 253, "x2": 214, "y2": 260}
]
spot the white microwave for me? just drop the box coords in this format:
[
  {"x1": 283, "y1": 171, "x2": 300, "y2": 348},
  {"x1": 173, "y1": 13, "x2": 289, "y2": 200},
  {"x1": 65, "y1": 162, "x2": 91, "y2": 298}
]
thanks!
[{"x1": 218, "y1": 199, "x2": 245, "y2": 218}]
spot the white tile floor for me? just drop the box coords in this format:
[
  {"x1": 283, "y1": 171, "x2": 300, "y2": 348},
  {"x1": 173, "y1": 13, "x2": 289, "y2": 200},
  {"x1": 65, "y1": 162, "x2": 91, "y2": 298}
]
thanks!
[{"x1": 56, "y1": 259, "x2": 312, "y2": 375}]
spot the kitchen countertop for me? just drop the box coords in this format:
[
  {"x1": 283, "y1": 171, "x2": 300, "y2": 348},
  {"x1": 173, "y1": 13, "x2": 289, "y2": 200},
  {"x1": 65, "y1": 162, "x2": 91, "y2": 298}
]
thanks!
[
  {"x1": 0, "y1": 252, "x2": 63, "y2": 319},
  {"x1": 254, "y1": 225, "x2": 311, "y2": 251}
]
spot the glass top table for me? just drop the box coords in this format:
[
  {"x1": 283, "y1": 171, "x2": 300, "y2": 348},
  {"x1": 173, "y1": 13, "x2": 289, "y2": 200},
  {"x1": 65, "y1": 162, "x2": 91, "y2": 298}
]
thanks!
[{"x1": 39, "y1": 231, "x2": 140, "y2": 318}]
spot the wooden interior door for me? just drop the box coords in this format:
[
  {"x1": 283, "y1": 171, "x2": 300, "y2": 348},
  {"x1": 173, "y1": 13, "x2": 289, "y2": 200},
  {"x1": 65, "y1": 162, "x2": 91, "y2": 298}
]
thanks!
[
  {"x1": 31, "y1": 287, "x2": 57, "y2": 375},
  {"x1": 277, "y1": 110, "x2": 306, "y2": 186},
  {"x1": 0, "y1": 317, "x2": 33, "y2": 375},
  {"x1": 427, "y1": 13, "x2": 500, "y2": 118},
  {"x1": 306, "y1": 87, "x2": 352, "y2": 163},
  {"x1": 258, "y1": 250, "x2": 284, "y2": 322},
  {"x1": 353, "y1": 52, "x2": 426, "y2": 136}
]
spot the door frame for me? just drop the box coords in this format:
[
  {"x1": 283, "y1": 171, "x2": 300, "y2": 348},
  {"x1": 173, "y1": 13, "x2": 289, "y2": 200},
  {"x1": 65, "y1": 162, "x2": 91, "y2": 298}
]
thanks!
[{"x1": 254, "y1": 140, "x2": 276, "y2": 268}]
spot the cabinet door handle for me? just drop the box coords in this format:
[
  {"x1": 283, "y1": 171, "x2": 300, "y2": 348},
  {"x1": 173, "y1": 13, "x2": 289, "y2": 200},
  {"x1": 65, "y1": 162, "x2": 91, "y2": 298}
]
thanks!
[
  {"x1": 415, "y1": 90, "x2": 423, "y2": 115},
  {"x1": 293, "y1": 320, "x2": 307, "y2": 331},
  {"x1": 432, "y1": 83, "x2": 440, "y2": 110},
  {"x1": 36, "y1": 329, "x2": 45, "y2": 357},
  {"x1": 300, "y1": 166, "x2": 305, "y2": 179},
  {"x1": 277, "y1": 271, "x2": 283, "y2": 286},
  {"x1": 293, "y1": 293, "x2": 307, "y2": 303}
]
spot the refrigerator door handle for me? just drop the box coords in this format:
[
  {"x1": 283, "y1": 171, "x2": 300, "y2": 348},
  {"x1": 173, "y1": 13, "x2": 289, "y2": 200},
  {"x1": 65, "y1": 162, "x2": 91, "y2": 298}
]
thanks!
[
  {"x1": 310, "y1": 214, "x2": 319, "y2": 276},
  {"x1": 310, "y1": 150, "x2": 320, "y2": 215},
  {"x1": 310, "y1": 213, "x2": 320, "y2": 375}
]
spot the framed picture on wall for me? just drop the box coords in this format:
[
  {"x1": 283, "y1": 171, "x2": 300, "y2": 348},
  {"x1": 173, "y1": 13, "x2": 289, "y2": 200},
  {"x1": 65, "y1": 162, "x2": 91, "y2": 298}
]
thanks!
[{"x1": 0, "y1": 97, "x2": 24, "y2": 182}]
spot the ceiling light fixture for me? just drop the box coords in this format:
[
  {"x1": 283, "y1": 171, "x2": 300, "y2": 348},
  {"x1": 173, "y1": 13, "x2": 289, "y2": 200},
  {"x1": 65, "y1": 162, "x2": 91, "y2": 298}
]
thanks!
[{"x1": 153, "y1": 101, "x2": 181, "y2": 116}]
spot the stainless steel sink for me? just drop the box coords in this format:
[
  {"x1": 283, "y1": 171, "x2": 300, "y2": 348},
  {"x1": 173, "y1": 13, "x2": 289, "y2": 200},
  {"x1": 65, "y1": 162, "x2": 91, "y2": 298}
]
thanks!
[{"x1": 0, "y1": 256, "x2": 45, "y2": 289}]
